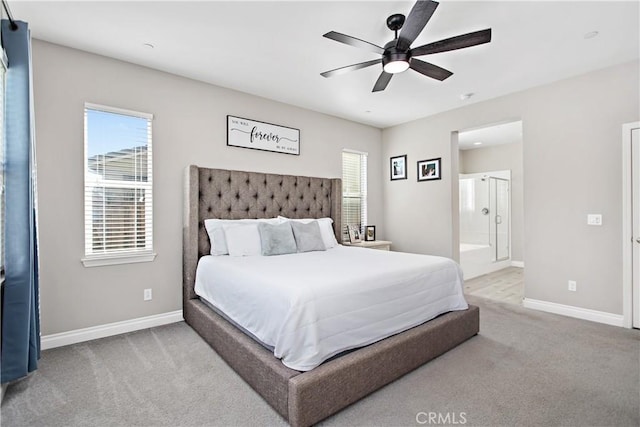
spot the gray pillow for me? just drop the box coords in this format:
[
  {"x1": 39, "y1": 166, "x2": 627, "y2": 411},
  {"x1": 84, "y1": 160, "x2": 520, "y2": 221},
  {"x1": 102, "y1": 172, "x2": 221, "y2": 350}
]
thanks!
[
  {"x1": 291, "y1": 220, "x2": 326, "y2": 253},
  {"x1": 258, "y1": 222, "x2": 297, "y2": 256}
]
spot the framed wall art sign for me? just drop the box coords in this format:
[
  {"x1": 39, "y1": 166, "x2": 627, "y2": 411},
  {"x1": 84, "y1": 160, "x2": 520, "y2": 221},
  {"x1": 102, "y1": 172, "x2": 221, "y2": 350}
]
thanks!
[
  {"x1": 417, "y1": 157, "x2": 441, "y2": 181},
  {"x1": 390, "y1": 155, "x2": 407, "y2": 181},
  {"x1": 227, "y1": 115, "x2": 300, "y2": 155}
]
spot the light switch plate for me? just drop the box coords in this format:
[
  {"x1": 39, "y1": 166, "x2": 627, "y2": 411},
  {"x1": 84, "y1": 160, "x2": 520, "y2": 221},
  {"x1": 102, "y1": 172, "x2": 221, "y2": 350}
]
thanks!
[{"x1": 587, "y1": 214, "x2": 602, "y2": 226}]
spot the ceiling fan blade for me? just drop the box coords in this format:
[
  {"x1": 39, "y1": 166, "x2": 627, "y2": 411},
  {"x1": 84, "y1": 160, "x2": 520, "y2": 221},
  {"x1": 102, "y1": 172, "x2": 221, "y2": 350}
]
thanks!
[
  {"x1": 323, "y1": 31, "x2": 385, "y2": 55},
  {"x1": 396, "y1": 0, "x2": 439, "y2": 51},
  {"x1": 320, "y1": 59, "x2": 381, "y2": 78},
  {"x1": 410, "y1": 29, "x2": 492, "y2": 56},
  {"x1": 372, "y1": 71, "x2": 393, "y2": 92},
  {"x1": 410, "y1": 59, "x2": 453, "y2": 81}
]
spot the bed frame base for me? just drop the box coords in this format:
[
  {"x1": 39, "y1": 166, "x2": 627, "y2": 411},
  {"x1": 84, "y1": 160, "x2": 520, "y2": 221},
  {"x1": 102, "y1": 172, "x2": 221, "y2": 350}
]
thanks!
[
  {"x1": 183, "y1": 166, "x2": 479, "y2": 426},
  {"x1": 185, "y1": 298, "x2": 479, "y2": 427}
]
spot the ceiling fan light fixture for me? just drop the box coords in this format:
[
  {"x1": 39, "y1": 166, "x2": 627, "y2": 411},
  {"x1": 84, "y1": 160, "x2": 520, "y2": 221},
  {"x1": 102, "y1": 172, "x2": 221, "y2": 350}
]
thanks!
[
  {"x1": 383, "y1": 60, "x2": 410, "y2": 74},
  {"x1": 382, "y1": 49, "x2": 411, "y2": 74}
]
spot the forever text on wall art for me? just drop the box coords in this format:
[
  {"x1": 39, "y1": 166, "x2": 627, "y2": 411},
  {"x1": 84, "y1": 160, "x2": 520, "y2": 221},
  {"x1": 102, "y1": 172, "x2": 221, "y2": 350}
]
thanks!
[{"x1": 227, "y1": 115, "x2": 300, "y2": 155}]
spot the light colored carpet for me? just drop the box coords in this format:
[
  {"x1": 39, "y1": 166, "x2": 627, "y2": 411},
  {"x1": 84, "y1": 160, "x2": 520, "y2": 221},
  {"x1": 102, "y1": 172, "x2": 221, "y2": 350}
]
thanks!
[{"x1": 2, "y1": 295, "x2": 639, "y2": 426}]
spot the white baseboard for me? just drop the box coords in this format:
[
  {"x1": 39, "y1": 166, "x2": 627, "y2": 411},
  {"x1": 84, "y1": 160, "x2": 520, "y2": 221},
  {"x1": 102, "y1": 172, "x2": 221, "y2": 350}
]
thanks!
[
  {"x1": 522, "y1": 298, "x2": 624, "y2": 327},
  {"x1": 41, "y1": 310, "x2": 183, "y2": 350},
  {"x1": 511, "y1": 260, "x2": 524, "y2": 268}
]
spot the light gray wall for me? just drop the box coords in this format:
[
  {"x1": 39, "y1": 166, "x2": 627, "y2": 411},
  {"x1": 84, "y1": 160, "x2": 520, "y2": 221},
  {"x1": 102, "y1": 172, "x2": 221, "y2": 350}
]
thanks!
[
  {"x1": 460, "y1": 142, "x2": 524, "y2": 262},
  {"x1": 33, "y1": 40, "x2": 383, "y2": 335},
  {"x1": 382, "y1": 60, "x2": 639, "y2": 315}
]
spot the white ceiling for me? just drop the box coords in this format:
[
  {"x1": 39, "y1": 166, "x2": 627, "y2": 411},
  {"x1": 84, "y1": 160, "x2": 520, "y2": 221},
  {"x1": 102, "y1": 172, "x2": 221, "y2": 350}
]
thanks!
[
  {"x1": 9, "y1": 1, "x2": 640, "y2": 129},
  {"x1": 458, "y1": 120, "x2": 522, "y2": 150}
]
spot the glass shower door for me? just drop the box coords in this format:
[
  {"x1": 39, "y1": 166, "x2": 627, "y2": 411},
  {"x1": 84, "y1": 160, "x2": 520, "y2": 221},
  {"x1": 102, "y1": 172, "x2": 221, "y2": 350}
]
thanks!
[{"x1": 490, "y1": 177, "x2": 510, "y2": 261}]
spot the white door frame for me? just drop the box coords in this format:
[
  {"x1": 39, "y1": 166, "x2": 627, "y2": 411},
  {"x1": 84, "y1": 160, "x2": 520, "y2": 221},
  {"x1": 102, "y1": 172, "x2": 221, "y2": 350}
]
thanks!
[{"x1": 622, "y1": 121, "x2": 640, "y2": 328}]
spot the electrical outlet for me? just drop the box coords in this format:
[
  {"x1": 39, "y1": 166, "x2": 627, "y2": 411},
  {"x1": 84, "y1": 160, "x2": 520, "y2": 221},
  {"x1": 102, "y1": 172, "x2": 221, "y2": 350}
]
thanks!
[
  {"x1": 143, "y1": 288, "x2": 152, "y2": 301},
  {"x1": 568, "y1": 280, "x2": 577, "y2": 292},
  {"x1": 587, "y1": 214, "x2": 602, "y2": 226}
]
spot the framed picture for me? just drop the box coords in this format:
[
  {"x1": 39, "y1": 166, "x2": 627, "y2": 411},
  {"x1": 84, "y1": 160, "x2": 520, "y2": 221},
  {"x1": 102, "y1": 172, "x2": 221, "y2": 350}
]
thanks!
[
  {"x1": 227, "y1": 115, "x2": 300, "y2": 155},
  {"x1": 348, "y1": 225, "x2": 362, "y2": 243},
  {"x1": 390, "y1": 155, "x2": 408, "y2": 181},
  {"x1": 365, "y1": 225, "x2": 376, "y2": 241},
  {"x1": 417, "y1": 157, "x2": 441, "y2": 181}
]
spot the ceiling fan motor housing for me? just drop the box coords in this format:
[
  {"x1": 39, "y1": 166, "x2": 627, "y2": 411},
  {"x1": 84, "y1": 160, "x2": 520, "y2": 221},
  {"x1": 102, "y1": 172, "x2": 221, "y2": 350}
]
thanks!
[{"x1": 383, "y1": 40, "x2": 411, "y2": 70}]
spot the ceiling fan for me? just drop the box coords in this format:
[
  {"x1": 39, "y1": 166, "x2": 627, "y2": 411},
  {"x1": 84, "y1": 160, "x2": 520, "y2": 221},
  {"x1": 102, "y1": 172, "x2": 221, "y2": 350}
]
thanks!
[{"x1": 320, "y1": 0, "x2": 492, "y2": 92}]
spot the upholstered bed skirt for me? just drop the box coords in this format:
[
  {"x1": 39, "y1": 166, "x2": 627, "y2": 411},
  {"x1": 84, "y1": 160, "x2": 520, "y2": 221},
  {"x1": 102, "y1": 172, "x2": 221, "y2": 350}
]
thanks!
[{"x1": 185, "y1": 297, "x2": 479, "y2": 427}]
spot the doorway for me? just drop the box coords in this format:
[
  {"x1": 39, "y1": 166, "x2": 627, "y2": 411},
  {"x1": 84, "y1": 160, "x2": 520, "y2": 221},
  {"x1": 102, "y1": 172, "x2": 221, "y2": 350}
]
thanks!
[
  {"x1": 456, "y1": 119, "x2": 524, "y2": 305},
  {"x1": 622, "y1": 121, "x2": 640, "y2": 328}
]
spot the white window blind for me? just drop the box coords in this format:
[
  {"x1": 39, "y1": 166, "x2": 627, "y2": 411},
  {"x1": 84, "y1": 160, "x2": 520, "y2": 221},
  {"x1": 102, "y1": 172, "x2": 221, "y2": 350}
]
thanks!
[
  {"x1": 342, "y1": 150, "x2": 368, "y2": 242},
  {"x1": 83, "y1": 104, "x2": 154, "y2": 266}
]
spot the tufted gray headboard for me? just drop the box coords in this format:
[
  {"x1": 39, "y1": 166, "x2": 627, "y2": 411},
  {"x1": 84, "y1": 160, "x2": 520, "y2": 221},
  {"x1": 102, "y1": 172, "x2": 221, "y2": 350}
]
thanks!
[{"x1": 183, "y1": 166, "x2": 342, "y2": 301}]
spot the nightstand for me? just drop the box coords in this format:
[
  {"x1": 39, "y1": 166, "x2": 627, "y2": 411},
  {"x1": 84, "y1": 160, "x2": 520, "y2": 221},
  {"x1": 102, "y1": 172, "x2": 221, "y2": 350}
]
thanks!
[{"x1": 344, "y1": 240, "x2": 392, "y2": 251}]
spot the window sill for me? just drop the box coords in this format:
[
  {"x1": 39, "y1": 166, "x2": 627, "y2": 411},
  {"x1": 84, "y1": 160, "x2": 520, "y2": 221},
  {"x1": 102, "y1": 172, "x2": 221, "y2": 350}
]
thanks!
[{"x1": 81, "y1": 252, "x2": 156, "y2": 268}]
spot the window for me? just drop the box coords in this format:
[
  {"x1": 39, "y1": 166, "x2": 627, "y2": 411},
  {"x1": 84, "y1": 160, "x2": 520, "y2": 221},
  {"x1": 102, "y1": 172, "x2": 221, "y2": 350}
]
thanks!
[
  {"x1": 82, "y1": 104, "x2": 154, "y2": 267},
  {"x1": 341, "y1": 150, "x2": 368, "y2": 242}
]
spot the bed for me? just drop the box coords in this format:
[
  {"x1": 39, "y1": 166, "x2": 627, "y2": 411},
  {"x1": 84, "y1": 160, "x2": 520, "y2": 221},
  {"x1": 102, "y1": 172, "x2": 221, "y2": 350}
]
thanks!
[{"x1": 183, "y1": 166, "x2": 479, "y2": 426}]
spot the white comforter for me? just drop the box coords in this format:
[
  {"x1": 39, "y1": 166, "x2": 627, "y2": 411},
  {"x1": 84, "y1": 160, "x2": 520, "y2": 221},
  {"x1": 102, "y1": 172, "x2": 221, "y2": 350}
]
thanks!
[{"x1": 194, "y1": 245, "x2": 468, "y2": 371}]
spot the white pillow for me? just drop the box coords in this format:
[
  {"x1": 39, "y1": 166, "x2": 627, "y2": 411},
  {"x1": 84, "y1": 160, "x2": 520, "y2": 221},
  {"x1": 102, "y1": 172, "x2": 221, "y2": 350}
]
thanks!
[
  {"x1": 278, "y1": 216, "x2": 338, "y2": 249},
  {"x1": 204, "y1": 218, "x2": 282, "y2": 255},
  {"x1": 223, "y1": 223, "x2": 262, "y2": 257}
]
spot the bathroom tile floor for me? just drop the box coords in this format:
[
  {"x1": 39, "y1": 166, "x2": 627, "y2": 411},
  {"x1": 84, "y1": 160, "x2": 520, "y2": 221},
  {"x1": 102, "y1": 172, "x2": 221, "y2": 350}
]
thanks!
[{"x1": 464, "y1": 266, "x2": 524, "y2": 306}]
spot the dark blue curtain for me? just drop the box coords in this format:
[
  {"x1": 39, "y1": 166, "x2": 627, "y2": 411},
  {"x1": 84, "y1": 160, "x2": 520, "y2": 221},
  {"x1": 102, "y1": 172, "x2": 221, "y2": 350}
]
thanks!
[{"x1": 1, "y1": 20, "x2": 40, "y2": 384}]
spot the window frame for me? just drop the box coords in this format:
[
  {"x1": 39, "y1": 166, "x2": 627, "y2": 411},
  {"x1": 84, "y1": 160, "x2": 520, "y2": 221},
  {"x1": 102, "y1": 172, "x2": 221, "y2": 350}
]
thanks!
[
  {"x1": 81, "y1": 103, "x2": 156, "y2": 267},
  {"x1": 341, "y1": 149, "x2": 368, "y2": 243}
]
